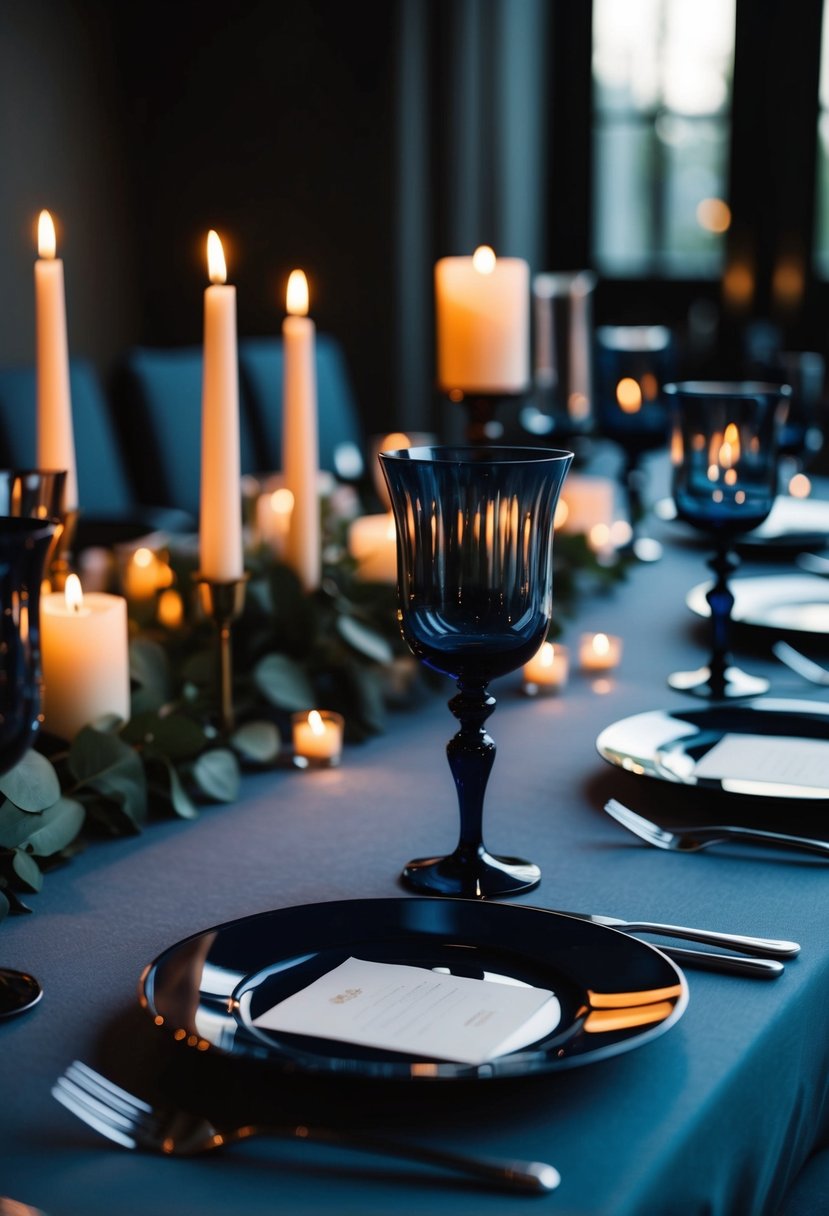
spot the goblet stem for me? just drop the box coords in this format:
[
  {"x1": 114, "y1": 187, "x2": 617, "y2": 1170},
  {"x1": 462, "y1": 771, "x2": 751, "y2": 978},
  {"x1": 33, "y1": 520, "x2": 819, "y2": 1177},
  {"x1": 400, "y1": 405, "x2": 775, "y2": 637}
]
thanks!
[
  {"x1": 401, "y1": 682, "x2": 541, "y2": 899},
  {"x1": 447, "y1": 683, "x2": 496, "y2": 861},
  {"x1": 705, "y1": 545, "x2": 738, "y2": 698}
]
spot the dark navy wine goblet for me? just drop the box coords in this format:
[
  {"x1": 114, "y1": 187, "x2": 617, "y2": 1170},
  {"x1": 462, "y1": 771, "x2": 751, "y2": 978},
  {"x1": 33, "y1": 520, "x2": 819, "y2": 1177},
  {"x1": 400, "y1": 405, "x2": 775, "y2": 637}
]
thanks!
[
  {"x1": 0, "y1": 516, "x2": 56, "y2": 1018},
  {"x1": 666, "y1": 382, "x2": 790, "y2": 700},
  {"x1": 380, "y1": 445, "x2": 572, "y2": 899}
]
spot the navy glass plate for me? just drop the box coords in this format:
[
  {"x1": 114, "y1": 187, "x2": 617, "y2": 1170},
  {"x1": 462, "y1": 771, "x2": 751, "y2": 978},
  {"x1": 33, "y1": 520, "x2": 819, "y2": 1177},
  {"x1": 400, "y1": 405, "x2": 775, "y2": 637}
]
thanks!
[
  {"x1": 140, "y1": 898, "x2": 687, "y2": 1081},
  {"x1": 596, "y1": 698, "x2": 829, "y2": 798}
]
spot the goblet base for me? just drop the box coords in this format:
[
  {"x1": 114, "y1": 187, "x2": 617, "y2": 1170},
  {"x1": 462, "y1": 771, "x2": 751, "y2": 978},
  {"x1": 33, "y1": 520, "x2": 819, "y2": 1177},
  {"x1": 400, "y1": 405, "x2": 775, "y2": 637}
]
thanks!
[
  {"x1": 401, "y1": 850, "x2": 541, "y2": 899},
  {"x1": 667, "y1": 664, "x2": 770, "y2": 700}
]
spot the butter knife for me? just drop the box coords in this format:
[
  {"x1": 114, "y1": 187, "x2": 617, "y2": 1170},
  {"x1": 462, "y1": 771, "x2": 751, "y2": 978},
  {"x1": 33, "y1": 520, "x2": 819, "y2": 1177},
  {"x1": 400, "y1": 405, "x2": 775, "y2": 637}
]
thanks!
[{"x1": 548, "y1": 910, "x2": 800, "y2": 959}]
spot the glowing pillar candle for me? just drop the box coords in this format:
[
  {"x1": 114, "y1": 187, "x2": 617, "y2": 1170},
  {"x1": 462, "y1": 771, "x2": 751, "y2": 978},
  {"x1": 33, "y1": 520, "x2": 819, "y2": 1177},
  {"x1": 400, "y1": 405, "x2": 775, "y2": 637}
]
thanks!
[
  {"x1": 199, "y1": 230, "x2": 243, "y2": 583},
  {"x1": 348, "y1": 512, "x2": 398, "y2": 582},
  {"x1": 41, "y1": 574, "x2": 130, "y2": 739},
  {"x1": 35, "y1": 210, "x2": 77, "y2": 510},
  {"x1": 434, "y1": 246, "x2": 530, "y2": 393},
  {"x1": 282, "y1": 269, "x2": 320, "y2": 592},
  {"x1": 255, "y1": 486, "x2": 294, "y2": 557}
]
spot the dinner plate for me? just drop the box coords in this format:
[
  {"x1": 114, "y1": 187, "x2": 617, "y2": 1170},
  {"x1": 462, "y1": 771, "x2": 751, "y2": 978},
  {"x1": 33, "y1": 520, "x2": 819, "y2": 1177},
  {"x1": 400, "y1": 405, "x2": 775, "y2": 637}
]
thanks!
[
  {"x1": 596, "y1": 698, "x2": 829, "y2": 798},
  {"x1": 140, "y1": 897, "x2": 687, "y2": 1080},
  {"x1": 657, "y1": 495, "x2": 829, "y2": 551},
  {"x1": 687, "y1": 574, "x2": 829, "y2": 635}
]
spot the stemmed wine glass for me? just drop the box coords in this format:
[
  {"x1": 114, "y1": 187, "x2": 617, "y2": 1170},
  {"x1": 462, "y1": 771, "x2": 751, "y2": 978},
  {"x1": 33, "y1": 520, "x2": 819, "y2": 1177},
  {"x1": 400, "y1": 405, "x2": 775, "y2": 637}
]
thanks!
[
  {"x1": 665, "y1": 382, "x2": 790, "y2": 700},
  {"x1": 380, "y1": 445, "x2": 572, "y2": 898},
  {"x1": 0, "y1": 513, "x2": 58, "y2": 1018}
]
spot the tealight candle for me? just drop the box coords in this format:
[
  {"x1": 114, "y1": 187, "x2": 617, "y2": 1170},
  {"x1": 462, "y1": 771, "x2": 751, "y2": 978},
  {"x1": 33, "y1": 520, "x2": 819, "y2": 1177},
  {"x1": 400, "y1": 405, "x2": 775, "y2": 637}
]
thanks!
[
  {"x1": 292, "y1": 710, "x2": 344, "y2": 768},
  {"x1": 579, "y1": 632, "x2": 623, "y2": 673},
  {"x1": 255, "y1": 486, "x2": 294, "y2": 557},
  {"x1": 41, "y1": 574, "x2": 130, "y2": 739},
  {"x1": 123, "y1": 546, "x2": 165, "y2": 602},
  {"x1": 348, "y1": 513, "x2": 398, "y2": 583},
  {"x1": 522, "y1": 642, "x2": 569, "y2": 695},
  {"x1": 157, "y1": 588, "x2": 184, "y2": 630}
]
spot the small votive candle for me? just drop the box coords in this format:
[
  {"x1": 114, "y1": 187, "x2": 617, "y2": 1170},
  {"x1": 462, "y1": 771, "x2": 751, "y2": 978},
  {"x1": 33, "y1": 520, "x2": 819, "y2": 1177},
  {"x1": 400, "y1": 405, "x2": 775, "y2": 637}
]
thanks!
[
  {"x1": 579, "y1": 632, "x2": 623, "y2": 672},
  {"x1": 348, "y1": 513, "x2": 398, "y2": 583},
  {"x1": 522, "y1": 642, "x2": 569, "y2": 695},
  {"x1": 292, "y1": 709, "x2": 345, "y2": 768}
]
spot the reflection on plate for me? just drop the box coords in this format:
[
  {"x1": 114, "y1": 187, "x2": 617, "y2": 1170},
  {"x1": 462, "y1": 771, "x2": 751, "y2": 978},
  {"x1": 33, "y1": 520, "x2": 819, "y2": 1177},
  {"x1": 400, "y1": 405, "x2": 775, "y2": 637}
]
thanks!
[
  {"x1": 140, "y1": 898, "x2": 687, "y2": 1081},
  {"x1": 596, "y1": 698, "x2": 829, "y2": 798},
  {"x1": 687, "y1": 575, "x2": 829, "y2": 635},
  {"x1": 657, "y1": 495, "x2": 829, "y2": 550}
]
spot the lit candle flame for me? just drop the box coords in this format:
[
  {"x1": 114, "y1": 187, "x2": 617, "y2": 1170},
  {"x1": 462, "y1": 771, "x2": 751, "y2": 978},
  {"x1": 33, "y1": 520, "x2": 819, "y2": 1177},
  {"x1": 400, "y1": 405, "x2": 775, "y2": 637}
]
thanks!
[
  {"x1": 38, "y1": 210, "x2": 56, "y2": 259},
  {"x1": 308, "y1": 709, "x2": 325, "y2": 736},
  {"x1": 65, "y1": 572, "x2": 83, "y2": 613},
  {"x1": 592, "y1": 633, "x2": 610, "y2": 657},
  {"x1": 718, "y1": 421, "x2": 740, "y2": 469},
  {"x1": 270, "y1": 487, "x2": 294, "y2": 515},
  {"x1": 472, "y1": 245, "x2": 496, "y2": 275},
  {"x1": 133, "y1": 547, "x2": 154, "y2": 569},
  {"x1": 207, "y1": 230, "x2": 227, "y2": 284},
  {"x1": 286, "y1": 269, "x2": 309, "y2": 316},
  {"x1": 616, "y1": 378, "x2": 642, "y2": 414},
  {"x1": 382, "y1": 432, "x2": 411, "y2": 451},
  {"x1": 539, "y1": 642, "x2": 555, "y2": 668}
]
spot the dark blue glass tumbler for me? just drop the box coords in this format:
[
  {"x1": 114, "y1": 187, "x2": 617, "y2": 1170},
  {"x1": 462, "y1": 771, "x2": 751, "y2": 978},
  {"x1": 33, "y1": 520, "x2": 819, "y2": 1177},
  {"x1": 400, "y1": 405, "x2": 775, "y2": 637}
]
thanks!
[
  {"x1": 380, "y1": 446, "x2": 572, "y2": 898},
  {"x1": 666, "y1": 382, "x2": 790, "y2": 700}
]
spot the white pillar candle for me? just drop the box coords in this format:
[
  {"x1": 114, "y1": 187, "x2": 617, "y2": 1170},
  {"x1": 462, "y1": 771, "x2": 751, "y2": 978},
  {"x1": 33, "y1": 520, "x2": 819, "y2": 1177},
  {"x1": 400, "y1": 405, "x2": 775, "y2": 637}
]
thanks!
[
  {"x1": 41, "y1": 574, "x2": 130, "y2": 740},
  {"x1": 199, "y1": 230, "x2": 243, "y2": 583},
  {"x1": 434, "y1": 247, "x2": 530, "y2": 393},
  {"x1": 35, "y1": 210, "x2": 77, "y2": 510},
  {"x1": 282, "y1": 269, "x2": 321, "y2": 592},
  {"x1": 578, "y1": 632, "x2": 623, "y2": 672},
  {"x1": 522, "y1": 642, "x2": 569, "y2": 695},
  {"x1": 292, "y1": 709, "x2": 344, "y2": 767},
  {"x1": 348, "y1": 512, "x2": 398, "y2": 582}
]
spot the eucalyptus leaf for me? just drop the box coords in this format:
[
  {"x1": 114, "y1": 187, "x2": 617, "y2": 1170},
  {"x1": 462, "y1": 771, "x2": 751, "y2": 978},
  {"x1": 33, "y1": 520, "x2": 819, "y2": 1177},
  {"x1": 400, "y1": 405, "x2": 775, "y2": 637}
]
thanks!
[
  {"x1": 191, "y1": 748, "x2": 240, "y2": 803},
  {"x1": 68, "y1": 728, "x2": 148, "y2": 828},
  {"x1": 0, "y1": 750, "x2": 61, "y2": 812},
  {"x1": 144, "y1": 752, "x2": 200, "y2": 820},
  {"x1": 122, "y1": 711, "x2": 207, "y2": 760},
  {"x1": 336, "y1": 615, "x2": 395, "y2": 665},
  {"x1": 253, "y1": 654, "x2": 315, "y2": 712},
  {"x1": 22, "y1": 797, "x2": 85, "y2": 857},
  {"x1": 11, "y1": 848, "x2": 43, "y2": 893},
  {"x1": 231, "y1": 720, "x2": 281, "y2": 764},
  {"x1": 0, "y1": 800, "x2": 45, "y2": 849},
  {"x1": 130, "y1": 637, "x2": 173, "y2": 699}
]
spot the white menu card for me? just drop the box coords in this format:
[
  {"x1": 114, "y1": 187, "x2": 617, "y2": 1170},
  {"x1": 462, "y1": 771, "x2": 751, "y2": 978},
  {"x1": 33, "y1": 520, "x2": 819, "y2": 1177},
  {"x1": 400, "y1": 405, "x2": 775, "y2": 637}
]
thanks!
[
  {"x1": 694, "y1": 733, "x2": 829, "y2": 789},
  {"x1": 252, "y1": 956, "x2": 561, "y2": 1065}
]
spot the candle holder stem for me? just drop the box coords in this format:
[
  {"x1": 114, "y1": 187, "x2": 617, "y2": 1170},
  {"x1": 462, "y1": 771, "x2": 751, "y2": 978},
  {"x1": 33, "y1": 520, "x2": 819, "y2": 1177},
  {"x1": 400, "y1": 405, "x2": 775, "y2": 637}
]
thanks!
[{"x1": 196, "y1": 575, "x2": 248, "y2": 735}]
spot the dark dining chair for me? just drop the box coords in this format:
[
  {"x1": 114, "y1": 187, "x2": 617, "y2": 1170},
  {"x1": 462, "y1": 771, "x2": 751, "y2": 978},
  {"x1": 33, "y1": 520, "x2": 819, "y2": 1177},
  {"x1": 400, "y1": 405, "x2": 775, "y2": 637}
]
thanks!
[{"x1": 0, "y1": 358, "x2": 192, "y2": 545}]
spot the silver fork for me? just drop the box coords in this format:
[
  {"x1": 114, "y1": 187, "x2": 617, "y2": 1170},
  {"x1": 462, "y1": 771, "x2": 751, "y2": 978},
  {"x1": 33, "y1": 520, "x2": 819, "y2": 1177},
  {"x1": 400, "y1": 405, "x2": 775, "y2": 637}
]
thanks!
[
  {"x1": 52, "y1": 1060, "x2": 560, "y2": 1195},
  {"x1": 772, "y1": 640, "x2": 829, "y2": 687},
  {"x1": 603, "y1": 798, "x2": 829, "y2": 858}
]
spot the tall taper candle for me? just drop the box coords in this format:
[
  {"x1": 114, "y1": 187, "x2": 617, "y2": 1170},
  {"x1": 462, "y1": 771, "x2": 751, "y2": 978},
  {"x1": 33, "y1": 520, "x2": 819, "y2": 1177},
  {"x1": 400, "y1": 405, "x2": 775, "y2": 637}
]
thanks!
[
  {"x1": 35, "y1": 210, "x2": 77, "y2": 510},
  {"x1": 199, "y1": 230, "x2": 243, "y2": 582},
  {"x1": 282, "y1": 269, "x2": 320, "y2": 591}
]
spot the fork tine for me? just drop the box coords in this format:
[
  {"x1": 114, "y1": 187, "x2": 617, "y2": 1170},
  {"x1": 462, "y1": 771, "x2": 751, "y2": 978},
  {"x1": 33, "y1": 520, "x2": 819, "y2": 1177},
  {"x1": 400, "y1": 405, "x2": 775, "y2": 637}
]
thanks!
[
  {"x1": 52, "y1": 1077, "x2": 142, "y2": 1150},
  {"x1": 64, "y1": 1060, "x2": 153, "y2": 1121}
]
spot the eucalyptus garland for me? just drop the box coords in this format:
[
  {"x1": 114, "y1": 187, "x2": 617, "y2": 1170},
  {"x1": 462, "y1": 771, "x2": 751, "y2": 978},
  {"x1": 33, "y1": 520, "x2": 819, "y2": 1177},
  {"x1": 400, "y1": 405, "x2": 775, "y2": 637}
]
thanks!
[{"x1": 0, "y1": 517, "x2": 629, "y2": 926}]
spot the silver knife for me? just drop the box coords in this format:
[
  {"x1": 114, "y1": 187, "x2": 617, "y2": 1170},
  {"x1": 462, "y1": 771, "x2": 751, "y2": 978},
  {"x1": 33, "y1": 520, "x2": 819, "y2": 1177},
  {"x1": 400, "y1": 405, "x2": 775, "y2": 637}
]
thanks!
[
  {"x1": 656, "y1": 946, "x2": 783, "y2": 979},
  {"x1": 548, "y1": 910, "x2": 800, "y2": 959}
]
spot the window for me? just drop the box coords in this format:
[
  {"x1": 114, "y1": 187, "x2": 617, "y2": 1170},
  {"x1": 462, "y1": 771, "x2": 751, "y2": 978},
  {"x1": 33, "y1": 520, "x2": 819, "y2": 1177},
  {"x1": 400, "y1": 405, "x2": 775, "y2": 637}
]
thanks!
[{"x1": 592, "y1": 0, "x2": 736, "y2": 278}]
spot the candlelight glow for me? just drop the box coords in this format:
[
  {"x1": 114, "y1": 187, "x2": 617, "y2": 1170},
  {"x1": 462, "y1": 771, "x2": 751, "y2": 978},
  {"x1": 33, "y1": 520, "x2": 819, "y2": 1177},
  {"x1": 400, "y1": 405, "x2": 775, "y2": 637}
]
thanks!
[
  {"x1": 38, "y1": 210, "x2": 56, "y2": 259},
  {"x1": 133, "y1": 547, "x2": 154, "y2": 569},
  {"x1": 538, "y1": 642, "x2": 555, "y2": 669},
  {"x1": 382, "y1": 432, "x2": 412, "y2": 451},
  {"x1": 206, "y1": 230, "x2": 227, "y2": 284},
  {"x1": 286, "y1": 269, "x2": 309, "y2": 316},
  {"x1": 472, "y1": 245, "x2": 496, "y2": 275},
  {"x1": 616, "y1": 378, "x2": 643, "y2": 413},
  {"x1": 592, "y1": 633, "x2": 611, "y2": 657},
  {"x1": 65, "y1": 573, "x2": 83, "y2": 612},
  {"x1": 270, "y1": 487, "x2": 294, "y2": 515},
  {"x1": 789, "y1": 473, "x2": 812, "y2": 499},
  {"x1": 308, "y1": 709, "x2": 325, "y2": 736},
  {"x1": 696, "y1": 197, "x2": 731, "y2": 234}
]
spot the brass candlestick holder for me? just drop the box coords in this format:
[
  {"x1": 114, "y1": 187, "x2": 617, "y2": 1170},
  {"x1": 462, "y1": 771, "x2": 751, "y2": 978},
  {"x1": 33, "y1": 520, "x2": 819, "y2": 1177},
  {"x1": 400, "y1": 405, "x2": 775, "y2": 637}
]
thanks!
[{"x1": 195, "y1": 573, "x2": 248, "y2": 734}]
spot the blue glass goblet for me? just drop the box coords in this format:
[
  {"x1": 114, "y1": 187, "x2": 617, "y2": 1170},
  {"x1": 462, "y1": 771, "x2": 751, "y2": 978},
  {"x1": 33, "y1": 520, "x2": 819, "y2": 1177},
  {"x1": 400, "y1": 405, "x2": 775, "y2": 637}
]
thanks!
[
  {"x1": 666, "y1": 382, "x2": 790, "y2": 700},
  {"x1": 379, "y1": 445, "x2": 573, "y2": 898},
  {"x1": 0, "y1": 517, "x2": 56, "y2": 1018}
]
